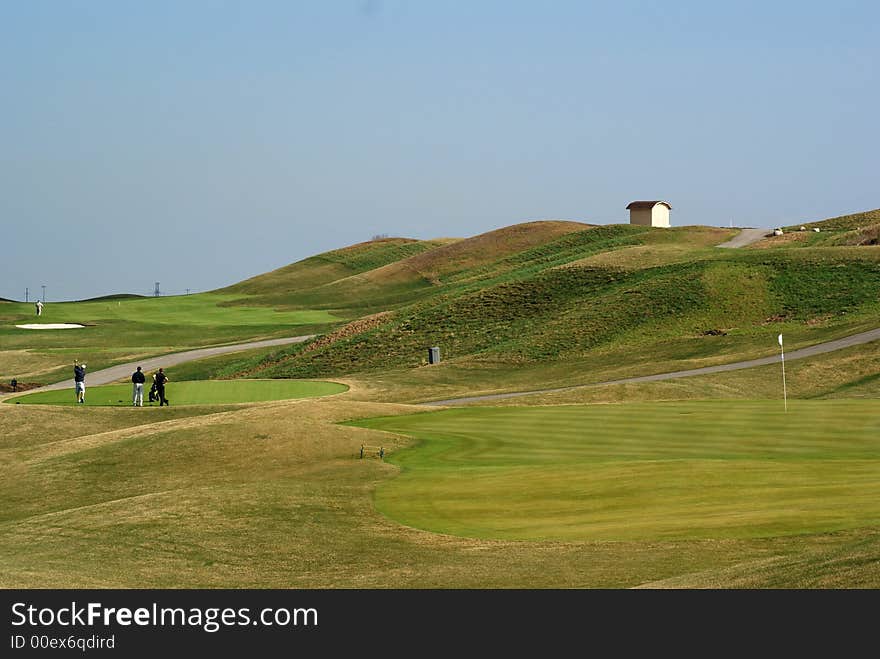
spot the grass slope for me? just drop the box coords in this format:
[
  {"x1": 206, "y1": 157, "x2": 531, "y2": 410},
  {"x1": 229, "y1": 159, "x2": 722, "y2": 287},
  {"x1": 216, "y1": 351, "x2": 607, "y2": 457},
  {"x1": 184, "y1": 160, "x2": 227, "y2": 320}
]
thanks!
[
  {"x1": 216, "y1": 222, "x2": 600, "y2": 317},
  {"x1": 786, "y1": 207, "x2": 880, "y2": 232},
  {"x1": 364, "y1": 220, "x2": 592, "y2": 285},
  {"x1": 247, "y1": 247, "x2": 880, "y2": 380},
  {"x1": 218, "y1": 237, "x2": 451, "y2": 309},
  {"x1": 747, "y1": 208, "x2": 880, "y2": 250}
]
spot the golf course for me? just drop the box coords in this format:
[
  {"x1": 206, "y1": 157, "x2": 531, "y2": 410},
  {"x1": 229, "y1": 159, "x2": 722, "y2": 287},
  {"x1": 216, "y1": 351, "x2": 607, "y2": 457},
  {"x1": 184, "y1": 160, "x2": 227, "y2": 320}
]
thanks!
[{"x1": 2, "y1": 210, "x2": 879, "y2": 588}]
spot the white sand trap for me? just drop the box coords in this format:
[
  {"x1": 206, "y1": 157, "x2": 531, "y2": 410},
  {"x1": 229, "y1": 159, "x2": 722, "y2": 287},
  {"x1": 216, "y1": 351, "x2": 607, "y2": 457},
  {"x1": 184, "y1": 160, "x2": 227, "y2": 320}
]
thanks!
[{"x1": 15, "y1": 323, "x2": 86, "y2": 330}]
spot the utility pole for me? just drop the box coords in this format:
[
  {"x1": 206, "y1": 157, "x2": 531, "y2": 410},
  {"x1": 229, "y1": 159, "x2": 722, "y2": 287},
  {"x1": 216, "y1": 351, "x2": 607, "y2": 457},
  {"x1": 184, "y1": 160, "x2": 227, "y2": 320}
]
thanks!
[
  {"x1": 41, "y1": 285, "x2": 46, "y2": 303},
  {"x1": 25, "y1": 287, "x2": 28, "y2": 303},
  {"x1": 154, "y1": 282, "x2": 161, "y2": 297}
]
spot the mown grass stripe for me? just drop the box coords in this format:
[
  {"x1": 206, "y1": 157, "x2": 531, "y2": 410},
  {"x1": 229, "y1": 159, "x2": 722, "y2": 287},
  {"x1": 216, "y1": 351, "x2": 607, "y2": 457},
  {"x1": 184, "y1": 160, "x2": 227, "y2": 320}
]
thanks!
[{"x1": 354, "y1": 400, "x2": 880, "y2": 541}]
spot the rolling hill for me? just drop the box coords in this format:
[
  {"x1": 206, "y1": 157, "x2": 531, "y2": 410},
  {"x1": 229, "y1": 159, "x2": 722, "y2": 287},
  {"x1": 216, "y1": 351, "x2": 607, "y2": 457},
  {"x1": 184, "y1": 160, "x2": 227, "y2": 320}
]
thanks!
[
  {"x1": 749, "y1": 207, "x2": 880, "y2": 249},
  {"x1": 174, "y1": 211, "x2": 880, "y2": 400}
]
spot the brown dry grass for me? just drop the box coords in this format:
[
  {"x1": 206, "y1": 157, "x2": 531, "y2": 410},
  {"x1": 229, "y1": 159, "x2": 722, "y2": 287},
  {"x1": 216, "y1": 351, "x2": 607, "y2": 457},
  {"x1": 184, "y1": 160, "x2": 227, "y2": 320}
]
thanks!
[
  {"x1": 300, "y1": 311, "x2": 394, "y2": 354},
  {"x1": 4, "y1": 394, "x2": 878, "y2": 588},
  {"x1": 789, "y1": 207, "x2": 880, "y2": 231},
  {"x1": 835, "y1": 224, "x2": 880, "y2": 246},
  {"x1": 561, "y1": 226, "x2": 734, "y2": 270},
  {"x1": 361, "y1": 220, "x2": 592, "y2": 286},
  {"x1": 329, "y1": 237, "x2": 422, "y2": 254},
  {"x1": 0, "y1": 350, "x2": 65, "y2": 380},
  {"x1": 747, "y1": 232, "x2": 811, "y2": 249},
  {"x1": 0, "y1": 348, "x2": 177, "y2": 382},
  {"x1": 224, "y1": 237, "x2": 441, "y2": 296}
]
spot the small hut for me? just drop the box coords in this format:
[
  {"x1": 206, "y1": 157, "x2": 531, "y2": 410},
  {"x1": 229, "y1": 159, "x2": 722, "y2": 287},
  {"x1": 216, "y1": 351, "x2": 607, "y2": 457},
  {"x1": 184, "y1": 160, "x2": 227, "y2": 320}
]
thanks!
[{"x1": 626, "y1": 201, "x2": 672, "y2": 227}]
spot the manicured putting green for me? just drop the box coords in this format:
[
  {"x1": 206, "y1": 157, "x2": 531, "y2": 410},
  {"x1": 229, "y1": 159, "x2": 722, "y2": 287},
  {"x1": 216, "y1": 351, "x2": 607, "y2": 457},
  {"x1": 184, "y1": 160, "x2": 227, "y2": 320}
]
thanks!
[
  {"x1": 353, "y1": 400, "x2": 880, "y2": 542},
  {"x1": 10, "y1": 379, "x2": 347, "y2": 406}
]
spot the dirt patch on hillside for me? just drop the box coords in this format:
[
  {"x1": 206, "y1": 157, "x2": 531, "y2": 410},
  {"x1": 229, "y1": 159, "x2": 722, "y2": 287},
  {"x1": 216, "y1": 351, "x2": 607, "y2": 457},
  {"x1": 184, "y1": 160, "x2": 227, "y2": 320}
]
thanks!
[
  {"x1": 836, "y1": 224, "x2": 880, "y2": 246},
  {"x1": 232, "y1": 312, "x2": 395, "y2": 377},
  {"x1": 301, "y1": 312, "x2": 394, "y2": 354},
  {"x1": 747, "y1": 232, "x2": 810, "y2": 249}
]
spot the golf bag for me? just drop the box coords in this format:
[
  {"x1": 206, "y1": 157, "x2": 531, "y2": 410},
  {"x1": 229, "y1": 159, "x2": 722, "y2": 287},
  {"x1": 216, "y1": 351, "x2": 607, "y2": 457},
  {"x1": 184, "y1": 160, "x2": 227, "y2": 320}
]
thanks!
[{"x1": 148, "y1": 382, "x2": 158, "y2": 403}]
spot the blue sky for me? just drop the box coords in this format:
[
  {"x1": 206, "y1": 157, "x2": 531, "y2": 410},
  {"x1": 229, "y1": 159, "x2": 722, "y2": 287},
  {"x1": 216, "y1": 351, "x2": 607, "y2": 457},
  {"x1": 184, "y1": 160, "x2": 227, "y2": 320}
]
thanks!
[{"x1": 2, "y1": 1, "x2": 878, "y2": 301}]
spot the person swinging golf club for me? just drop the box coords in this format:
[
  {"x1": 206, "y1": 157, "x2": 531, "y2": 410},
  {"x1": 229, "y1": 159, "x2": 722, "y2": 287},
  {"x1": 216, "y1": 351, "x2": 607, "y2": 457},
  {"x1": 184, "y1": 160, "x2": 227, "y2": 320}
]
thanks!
[{"x1": 73, "y1": 360, "x2": 87, "y2": 404}]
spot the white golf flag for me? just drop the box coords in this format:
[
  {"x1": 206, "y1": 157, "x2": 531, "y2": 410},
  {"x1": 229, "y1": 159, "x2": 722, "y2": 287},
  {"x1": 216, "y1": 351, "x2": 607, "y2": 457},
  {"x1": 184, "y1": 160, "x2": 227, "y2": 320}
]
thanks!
[{"x1": 778, "y1": 334, "x2": 783, "y2": 346}]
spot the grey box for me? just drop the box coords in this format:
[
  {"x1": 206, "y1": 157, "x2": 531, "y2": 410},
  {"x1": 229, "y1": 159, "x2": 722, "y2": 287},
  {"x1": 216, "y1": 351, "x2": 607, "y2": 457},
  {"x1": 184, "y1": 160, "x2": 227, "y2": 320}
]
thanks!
[{"x1": 428, "y1": 346, "x2": 440, "y2": 364}]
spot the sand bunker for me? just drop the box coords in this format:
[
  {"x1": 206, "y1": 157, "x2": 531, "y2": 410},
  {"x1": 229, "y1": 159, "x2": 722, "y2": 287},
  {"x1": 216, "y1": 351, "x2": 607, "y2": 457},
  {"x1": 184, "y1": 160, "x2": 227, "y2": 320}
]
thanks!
[{"x1": 15, "y1": 323, "x2": 86, "y2": 330}]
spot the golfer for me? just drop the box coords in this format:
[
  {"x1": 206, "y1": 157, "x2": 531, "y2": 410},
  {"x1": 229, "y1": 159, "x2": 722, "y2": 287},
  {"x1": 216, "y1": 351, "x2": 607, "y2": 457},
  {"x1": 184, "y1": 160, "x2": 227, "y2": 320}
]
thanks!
[
  {"x1": 35, "y1": 300, "x2": 43, "y2": 316},
  {"x1": 73, "y1": 360, "x2": 86, "y2": 404},
  {"x1": 131, "y1": 366, "x2": 146, "y2": 407},
  {"x1": 154, "y1": 368, "x2": 169, "y2": 406}
]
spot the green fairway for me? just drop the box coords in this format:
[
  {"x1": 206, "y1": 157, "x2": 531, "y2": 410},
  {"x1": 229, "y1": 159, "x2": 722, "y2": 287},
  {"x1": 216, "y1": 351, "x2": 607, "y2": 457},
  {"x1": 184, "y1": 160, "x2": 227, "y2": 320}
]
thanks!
[
  {"x1": 9, "y1": 379, "x2": 347, "y2": 406},
  {"x1": 353, "y1": 400, "x2": 880, "y2": 542},
  {"x1": 0, "y1": 292, "x2": 342, "y2": 384},
  {"x1": 2, "y1": 293, "x2": 338, "y2": 327}
]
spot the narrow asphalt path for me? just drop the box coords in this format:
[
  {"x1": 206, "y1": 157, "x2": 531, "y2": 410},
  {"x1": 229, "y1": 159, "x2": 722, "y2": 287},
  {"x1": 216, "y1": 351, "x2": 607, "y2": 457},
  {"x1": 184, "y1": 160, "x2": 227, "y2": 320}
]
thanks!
[
  {"x1": 715, "y1": 227, "x2": 772, "y2": 248},
  {"x1": 24, "y1": 335, "x2": 315, "y2": 394},
  {"x1": 421, "y1": 327, "x2": 880, "y2": 406}
]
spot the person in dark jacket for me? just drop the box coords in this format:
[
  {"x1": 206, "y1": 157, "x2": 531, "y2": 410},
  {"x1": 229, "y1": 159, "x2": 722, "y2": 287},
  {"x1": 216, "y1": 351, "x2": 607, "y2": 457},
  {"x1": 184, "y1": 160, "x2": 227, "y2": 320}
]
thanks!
[
  {"x1": 154, "y1": 368, "x2": 169, "y2": 406},
  {"x1": 73, "y1": 360, "x2": 86, "y2": 404},
  {"x1": 131, "y1": 366, "x2": 146, "y2": 407}
]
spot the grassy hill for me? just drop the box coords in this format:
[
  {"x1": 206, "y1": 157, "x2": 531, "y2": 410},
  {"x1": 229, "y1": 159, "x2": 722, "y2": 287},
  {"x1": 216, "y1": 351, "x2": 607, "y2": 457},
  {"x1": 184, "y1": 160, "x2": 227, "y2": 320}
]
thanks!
[
  {"x1": 45, "y1": 209, "x2": 869, "y2": 406},
  {"x1": 185, "y1": 217, "x2": 879, "y2": 398},
  {"x1": 362, "y1": 220, "x2": 591, "y2": 285},
  {"x1": 222, "y1": 236, "x2": 436, "y2": 292},
  {"x1": 749, "y1": 207, "x2": 880, "y2": 249},
  {"x1": 217, "y1": 236, "x2": 453, "y2": 313},
  {"x1": 218, "y1": 221, "x2": 601, "y2": 317},
  {"x1": 786, "y1": 207, "x2": 880, "y2": 232}
]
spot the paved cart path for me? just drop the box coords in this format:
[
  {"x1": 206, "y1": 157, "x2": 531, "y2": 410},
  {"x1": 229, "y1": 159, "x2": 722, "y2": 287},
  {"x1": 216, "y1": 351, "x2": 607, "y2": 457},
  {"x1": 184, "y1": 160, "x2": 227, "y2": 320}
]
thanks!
[
  {"x1": 24, "y1": 335, "x2": 315, "y2": 394},
  {"x1": 421, "y1": 327, "x2": 880, "y2": 406},
  {"x1": 715, "y1": 227, "x2": 773, "y2": 248}
]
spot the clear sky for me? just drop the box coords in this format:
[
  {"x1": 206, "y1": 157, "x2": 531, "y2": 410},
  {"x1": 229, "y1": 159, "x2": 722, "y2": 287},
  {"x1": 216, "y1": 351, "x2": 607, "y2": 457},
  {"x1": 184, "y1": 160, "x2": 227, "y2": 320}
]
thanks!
[{"x1": 2, "y1": 1, "x2": 878, "y2": 301}]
